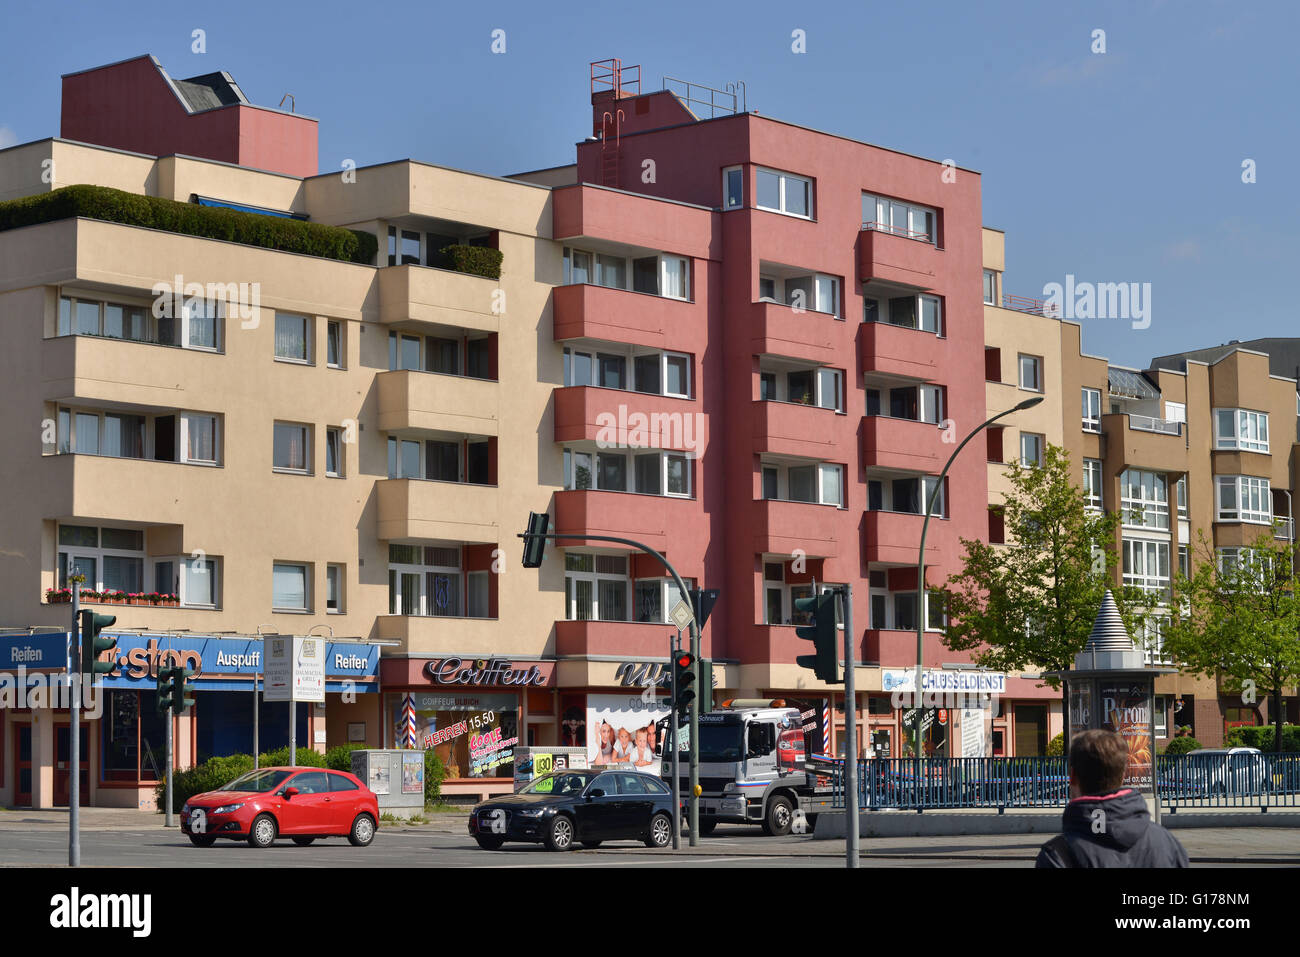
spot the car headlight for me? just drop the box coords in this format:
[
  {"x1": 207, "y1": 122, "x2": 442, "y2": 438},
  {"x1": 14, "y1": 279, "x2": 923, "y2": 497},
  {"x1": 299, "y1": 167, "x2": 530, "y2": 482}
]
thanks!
[
  {"x1": 516, "y1": 808, "x2": 546, "y2": 817},
  {"x1": 181, "y1": 804, "x2": 190, "y2": 816},
  {"x1": 213, "y1": 803, "x2": 244, "y2": 815}
]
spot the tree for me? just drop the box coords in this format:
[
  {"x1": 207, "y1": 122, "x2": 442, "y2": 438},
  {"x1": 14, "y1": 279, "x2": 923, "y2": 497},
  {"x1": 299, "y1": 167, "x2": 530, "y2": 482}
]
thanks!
[
  {"x1": 1163, "y1": 530, "x2": 1300, "y2": 753},
  {"x1": 940, "y1": 444, "x2": 1150, "y2": 683}
]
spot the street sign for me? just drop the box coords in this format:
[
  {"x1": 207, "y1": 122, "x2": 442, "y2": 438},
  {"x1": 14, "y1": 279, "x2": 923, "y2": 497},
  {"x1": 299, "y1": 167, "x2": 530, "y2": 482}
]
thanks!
[{"x1": 669, "y1": 599, "x2": 695, "y2": 632}]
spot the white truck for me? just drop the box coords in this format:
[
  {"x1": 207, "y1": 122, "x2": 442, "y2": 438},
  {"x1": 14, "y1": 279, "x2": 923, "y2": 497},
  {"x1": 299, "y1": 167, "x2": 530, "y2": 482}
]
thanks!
[{"x1": 659, "y1": 699, "x2": 840, "y2": 835}]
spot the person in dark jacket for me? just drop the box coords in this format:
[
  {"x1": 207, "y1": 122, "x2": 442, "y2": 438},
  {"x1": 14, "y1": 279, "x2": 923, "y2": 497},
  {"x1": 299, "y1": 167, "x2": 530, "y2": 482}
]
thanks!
[{"x1": 1036, "y1": 729, "x2": 1189, "y2": 868}]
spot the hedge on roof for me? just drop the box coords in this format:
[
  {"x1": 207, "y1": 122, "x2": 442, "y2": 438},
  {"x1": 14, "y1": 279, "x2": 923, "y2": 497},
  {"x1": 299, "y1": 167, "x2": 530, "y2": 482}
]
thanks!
[
  {"x1": 0, "y1": 184, "x2": 378, "y2": 265},
  {"x1": 440, "y1": 243, "x2": 503, "y2": 280}
]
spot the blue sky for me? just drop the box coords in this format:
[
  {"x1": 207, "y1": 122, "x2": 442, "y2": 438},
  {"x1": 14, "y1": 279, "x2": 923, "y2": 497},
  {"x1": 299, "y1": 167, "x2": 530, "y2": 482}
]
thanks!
[{"x1": 2, "y1": 0, "x2": 1296, "y2": 369}]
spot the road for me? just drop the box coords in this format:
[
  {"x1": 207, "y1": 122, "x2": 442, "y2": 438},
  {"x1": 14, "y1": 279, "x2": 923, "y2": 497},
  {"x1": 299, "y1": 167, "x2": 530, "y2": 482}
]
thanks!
[{"x1": 1, "y1": 817, "x2": 1297, "y2": 867}]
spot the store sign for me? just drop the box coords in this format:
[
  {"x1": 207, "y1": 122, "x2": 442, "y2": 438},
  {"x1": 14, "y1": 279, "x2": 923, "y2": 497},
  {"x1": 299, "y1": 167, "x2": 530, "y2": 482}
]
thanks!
[
  {"x1": 423, "y1": 657, "x2": 545, "y2": 687},
  {"x1": 0, "y1": 634, "x2": 68, "y2": 672},
  {"x1": 882, "y1": 669, "x2": 1006, "y2": 695},
  {"x1": 90, "y1": 635, "x2": 378, "y2": 689},
  {"x1": 615, "y1": 661, "x2": 668, "y2": 688}
]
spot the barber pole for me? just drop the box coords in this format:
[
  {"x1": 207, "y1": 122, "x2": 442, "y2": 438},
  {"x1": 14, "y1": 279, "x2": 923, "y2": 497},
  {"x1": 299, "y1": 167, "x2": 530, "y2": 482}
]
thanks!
[
  {"x1": 822, "y1": 701, "x2": 830, "y2": 756},
  {"x1": 401, "y1": 694, "x2": 417, "y2": 749}
]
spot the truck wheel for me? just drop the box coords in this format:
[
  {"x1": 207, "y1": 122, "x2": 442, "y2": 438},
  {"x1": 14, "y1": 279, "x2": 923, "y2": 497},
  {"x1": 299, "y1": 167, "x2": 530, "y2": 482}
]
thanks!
[{"x1": 762, "y1": 795, "x2": 794, "y2": 836}]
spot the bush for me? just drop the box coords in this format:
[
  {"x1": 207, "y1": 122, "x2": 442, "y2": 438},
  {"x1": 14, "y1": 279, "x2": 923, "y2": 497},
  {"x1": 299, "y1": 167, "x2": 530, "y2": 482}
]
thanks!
[
  {"x1": 425, "y1": 749, "x2": 451, "y2": 807},
  {"x1": 325, "y1": 743, "x2": 370, "y2": 772},
  {"x1": 1225, "y1": 724, "x2": 1300, "y2": 752},
  {"x1": 0, "y1": 185, "x2": 377, "y2": 264},
  {"x1": 158, "y1": 754, "x2": 254, "y2": 814},
  {"x1": 440, "y1": 243, "x2": 503, "y2": 280},
  {"x1": 1046, "y1": 732, "x2": 1064, "y2": 757},
  {"x1": 1161, "y1": 736, "x2": 1203, "y2": 756},
  {"x1": 257, "y1": 746, "x2": 328, "y2": 769}
]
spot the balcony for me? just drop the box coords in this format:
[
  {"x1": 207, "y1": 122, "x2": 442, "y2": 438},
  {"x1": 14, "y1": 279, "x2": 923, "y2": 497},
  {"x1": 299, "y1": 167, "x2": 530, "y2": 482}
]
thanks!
[
  {"x1": 862, "y1": 630, "x2": 952, "y2": 669},
  {"x1": 553, "y1": 489, "x2": 693, "y2": 551},
  {"x1": 857, "y1": 227, "x2": 942, "y2": 288},
  {"x1": 375, "y1": 478, "x2": 499, "y2": 543},
  {"x1": 551, "y1": 283, "x2": 699, "y2": 350},
  {"x1": 1101, "y1": 412, "x2": 1188, "y2": 473},
  {"x1": 378, "y1": 263, "x2": 499, "y2": 332},
  {"x1": 859, "y1": 322, "x2": 940, "y2": 381},
  {"x1": 556, "y1": 619, "x2": 678, "y2": 658},
  {"x1": 863, "y1": 509, "x2": 942, "y2": 565},
  {"x1": 753, "y1": 499, "x2": 841, "y2": 558},
  {"x1": 552, "y1": 183, "x2": 717, "y2": 261},
  {"x1": 863, "y1": 416, "x2": 943, "y2": 471},
  {"x1": 1276, "y1": 517, "x2": 1295, "y2": 541},
  {"x1": 376, "y1": 369, "x2": 499, "y2": 436},
  {"x1": 43, "y1": 452, "x2": 217, "y2": 527},
  {"x1": 42, "y1": 334, "x2": 211, "y2": 407},
  {"x1": 748, "y1": 624, "x2": 867, "y2": 669},
  {"x1": 555, "y1": 386, "x2": 699, "y2": 452},
  {"x1": 751, "y1": 301, "x2": 836, "y2": 365},
  {"x1": 752, "y1": 400, "x2": 837, "y2": 459},
  {"x1": 375, "y1": 614, "x2": 502, "y2": 656}
]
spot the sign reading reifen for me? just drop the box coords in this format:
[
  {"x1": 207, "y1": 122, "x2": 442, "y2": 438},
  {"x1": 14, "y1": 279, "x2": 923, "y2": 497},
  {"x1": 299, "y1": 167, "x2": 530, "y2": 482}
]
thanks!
[{"x1": 423, "y1": 657, "x2": 545, "y2": 687}]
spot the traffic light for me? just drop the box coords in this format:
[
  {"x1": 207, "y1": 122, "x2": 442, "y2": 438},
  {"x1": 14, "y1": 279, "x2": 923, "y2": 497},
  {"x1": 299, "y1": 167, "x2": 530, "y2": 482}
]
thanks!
[
  {"x1": 794, "y1": 589, "x2": 842, "y2": 684},
  {"x1": 672, "y1": 650, "x2": 696, "y2": 716},
  {"x1": 521, "y1": 511, "x2": 550, "y2": 568},
  {"x1": 79, "y1": 610, "x2": 117, "y2": 681},
  {"x1": 174, "y1": 665, "x2": 196, "y2": 714},
  {"x1": 156, "y1": 665, "x2": 175, "y2": 716},
  {"x1": 697, "y1": 658, "x2": 714, "y2": 714}
]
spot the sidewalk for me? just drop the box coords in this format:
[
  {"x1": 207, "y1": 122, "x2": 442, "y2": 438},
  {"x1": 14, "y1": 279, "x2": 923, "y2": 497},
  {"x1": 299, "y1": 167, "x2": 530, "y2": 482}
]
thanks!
[{"x1": 0, "y1": 805, "x2": 472, "y2": 833}]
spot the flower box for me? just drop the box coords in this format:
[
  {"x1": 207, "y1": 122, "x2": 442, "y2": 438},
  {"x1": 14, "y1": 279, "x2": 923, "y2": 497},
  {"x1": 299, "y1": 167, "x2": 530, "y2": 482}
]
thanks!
[{"x1": 45, "y1": 590, "x2": 72, "y2": 604}]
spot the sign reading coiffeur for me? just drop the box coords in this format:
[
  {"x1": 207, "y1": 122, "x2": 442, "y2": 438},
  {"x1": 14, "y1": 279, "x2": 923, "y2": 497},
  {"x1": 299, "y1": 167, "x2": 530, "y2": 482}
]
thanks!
[{"x1": 423, "y1": 657, "x2": 545, "y2": 687}]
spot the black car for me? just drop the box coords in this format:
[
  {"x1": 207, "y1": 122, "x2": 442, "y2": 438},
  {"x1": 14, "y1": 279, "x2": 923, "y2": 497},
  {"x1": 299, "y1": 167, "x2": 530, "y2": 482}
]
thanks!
[{"x1": 468, "y1": 768, "x2": 678, "y2": 851}]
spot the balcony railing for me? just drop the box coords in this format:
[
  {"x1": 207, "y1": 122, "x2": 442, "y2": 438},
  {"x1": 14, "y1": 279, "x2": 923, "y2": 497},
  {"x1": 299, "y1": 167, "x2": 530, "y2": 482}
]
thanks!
[
  {"x1": 861, "y1": 221, "x2": 934, "y2": 244},
  {"x1": 1000, "y1": 293, "x2": 1060, "y2": 318},
  {"x1": 1275, "y1": 517, "x2": 1296, "y2": 541},
  {"x1": 1128, "y1": 414, "x2": 1182, "y2": 436}
]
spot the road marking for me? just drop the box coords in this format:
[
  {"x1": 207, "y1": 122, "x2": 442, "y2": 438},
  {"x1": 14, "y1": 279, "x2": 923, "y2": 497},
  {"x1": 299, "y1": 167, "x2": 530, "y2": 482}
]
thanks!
[{"x1": 484, "y1": 855, "x2": 784, "y2": 868}]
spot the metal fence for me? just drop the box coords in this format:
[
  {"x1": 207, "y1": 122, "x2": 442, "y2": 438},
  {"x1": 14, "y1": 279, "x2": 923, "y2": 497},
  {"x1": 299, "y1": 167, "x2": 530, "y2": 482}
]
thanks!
[{"x1": 828, "y1": 753, "x2": 1300, "y2": 811}]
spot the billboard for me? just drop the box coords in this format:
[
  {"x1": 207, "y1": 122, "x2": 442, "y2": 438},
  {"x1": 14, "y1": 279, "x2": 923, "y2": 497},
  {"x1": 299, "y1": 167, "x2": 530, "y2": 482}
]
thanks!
[
  {"x1": 587, "y1": 693, "x2": 670, "y2": 774},
  {"x1": 1099, "y1": 682, "x2": 1153, "y2": 789}
]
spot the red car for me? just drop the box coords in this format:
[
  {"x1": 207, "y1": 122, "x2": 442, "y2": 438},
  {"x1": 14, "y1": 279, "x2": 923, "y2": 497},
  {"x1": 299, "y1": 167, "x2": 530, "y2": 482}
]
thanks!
[{"x1": 180, "y1": 767, "x2": 379, "y2": 849}]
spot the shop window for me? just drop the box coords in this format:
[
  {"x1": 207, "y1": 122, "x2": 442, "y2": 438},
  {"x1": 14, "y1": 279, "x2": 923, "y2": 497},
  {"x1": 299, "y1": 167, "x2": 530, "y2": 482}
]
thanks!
[
  {"x1": 102, "y1": 690, "x2": 167, "y2": 783},
  {"x1": 392, "y1": 692, "x2": 519, "y2": 779}
]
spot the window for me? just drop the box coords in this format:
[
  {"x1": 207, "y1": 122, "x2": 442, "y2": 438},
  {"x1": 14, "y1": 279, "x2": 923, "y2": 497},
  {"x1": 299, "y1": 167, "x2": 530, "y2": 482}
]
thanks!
[
  {"x1": 466, "y1": 338, "x2": 491, "y2": 379},
  {"x1": 565, "y1": 346, "x2": 691, "y2": 398},
  {"x1": 1083, "y1": 459, "x2": 1103, "y2": 510},
  {"x1": 862, "y1": 194, "x2": 936, "y2": 243},
  {"x1": 1138, "y1": 619, "x2": 1171, "y2": 667},
  {"x1": 1018, "y1": 354, "x2": 1042, "y2": 392},
  {"x1": 985, "y1": 347, "x2": 1002, "y2": 383},
  {"x1": 563, "y1": 247, "x2": 691, "y2": 300},
  {"x1": 387, "y1": 227, "x2": 423, "y2": 266},
  {"x1": 1123, "y1": 539, "x2": 1171, "y2": 600},
  {"x1": 926, "y1": 590, "x2": 947, "y2": 631},
  {"x1": 723, "y1": 166, "x2": 743, "y2": 209},
  {"x1": 1082, "y1": 388, "x2": 1102, "y2": 432},
  {"x1": 564, "y1": 552, "x2": 629, "y2": 621},
  {"x1": 58, "y1": 293, "x2": 221, "y2": 351},
  {"x1": 762, "y1": 462, "x2": 844, "y2": 506},
  {"x1": 564, "y1": 447, "x2": 690, "y2": 497},
  {"x1": 272, "y1": 562, "x2": 309, "y2": 612},
  {"x1": 986, "y1": 426, "x2": 1004, "y2": 463},
  {"x1": 326, "y1": 564, "x2": 344, "y2": 614},
  {"x1": 389, "y1": 332, "x2": 422, "y2": 371},
  {"x1": 761, "y1": 272, "x2": 840, "y2": 317},
  {"x1": 1216, "y1": 475, "x2": 1272, "y2": 524},
  {"x1": 1120, "y1": 469, "x2": 1169, "y2": 529},
  {"x1": 180, "y1": 556, "x2": 219, "y2": 608},
  {"x1": 274, "y1": 313, "x2": 311, "y2": 363},
  {"x1": 273, "y1": 422, "x2": 311, "y2": 473},
  {"x1": 1217, "y1": 548, "x2": 1272, "y2": 588},
  {"x1": 1178, "y1": 544, "x2": 1190, "y2": 580},
  {"x1": 983, "y1": 270, "x2": 997, "y2": 304},
  {"x1": 635, "y1": 577, "x2": 693, "y2": 624},
  {"x1": 988, "y1": 506, "x2": 1006, "y2": 544},
  {"x1": 325, "y1": 427, "x2": 343, "y2": 478},
  {"x1": 1176, "y1": 475, "x2": 1188, "y2": 519},
  {"x1": 865, "y1": 475, "x2": 943, "y2": 516},
  {"x1": 1019, "y1": 433, "x2": 1044, "y2": 468},
  {"x1": 388, "y1": 545, "x2": 464, "y2": 617},
  {"x1": 57, "y1": 525, "x2": 145, "y2": 595},
  {"x1": 1165, "y1": 401, "x2": 1186, "y2": 424},
  {"x1": 326, "y1": 320, "x2": 343, "y2": 369},
  {"x1": 883, "y1": 294, "x2": 942, "y2": 334},
  {"x1": 756, "y1": 168, "x2": 813, "y2": 218},
  {"x1": 1214, "y1": 409, "x2": 1269, "y2": 453}
]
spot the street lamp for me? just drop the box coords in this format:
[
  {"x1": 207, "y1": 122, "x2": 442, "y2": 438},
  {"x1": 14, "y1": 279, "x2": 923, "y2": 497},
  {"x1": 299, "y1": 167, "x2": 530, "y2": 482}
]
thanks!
[{"x1": 912, "y1": 395, "x2": 1044, "y2": 760}]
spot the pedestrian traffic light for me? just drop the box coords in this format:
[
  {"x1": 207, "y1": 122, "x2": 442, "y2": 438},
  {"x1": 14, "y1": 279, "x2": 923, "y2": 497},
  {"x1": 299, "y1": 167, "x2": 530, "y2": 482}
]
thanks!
[
  {"x1": 794, "y1": 589, "x2": 842, "y2": 684},
  {"x1": 521, "y1": 511, "x2": 550, "y2": 568},
  {"x1": 672, "y1": 650, "x2": 696, "y2": 715},
  {"x1": 79, "y1": 610, "x2": 117, "y2": 681},
  {"x1": 156, "y1": 665, "x2": 175, "y2": 716}
]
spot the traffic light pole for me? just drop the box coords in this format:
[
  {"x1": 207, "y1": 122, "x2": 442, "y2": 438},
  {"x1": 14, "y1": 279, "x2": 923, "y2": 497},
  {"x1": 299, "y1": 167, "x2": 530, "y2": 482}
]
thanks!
[
  {"x1": 69, "y1": 591, "x2": 80, "y2": 867},
  {"x1": 840, "y1": 584, "x2": 859, "y2": 868},
  {"x1": 165, "y1": 698, "x2": 175, "y2": 828},
  {"x1": 520, "y1": 529, "x2": 702, "y2": 845},
  {"x1": 669, "y1": 631, "x2": 681, "y2": 851}
]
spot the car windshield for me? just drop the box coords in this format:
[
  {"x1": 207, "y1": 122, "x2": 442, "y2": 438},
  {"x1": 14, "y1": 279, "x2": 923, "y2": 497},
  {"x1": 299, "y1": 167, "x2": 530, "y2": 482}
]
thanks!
[
  {"x1": 221, "y1": 769, "x2": 294, "y2": 793},
  {"x1": 698, "y1": 724, "x2": 744, "y2": 763},
  {"x1": 519, "y1": 771, "x2": 595, "y2": 796}
]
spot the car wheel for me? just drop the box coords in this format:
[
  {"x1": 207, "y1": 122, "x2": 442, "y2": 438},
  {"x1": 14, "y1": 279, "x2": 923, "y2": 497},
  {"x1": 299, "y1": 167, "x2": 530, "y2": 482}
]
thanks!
[
  {"x1": 695, "y1": 818, "x2": 718, "y2": 836},
  {"x1": 247, "y1": 814, "x2": 277, "y2": 849},
  {"x1": 580, "y1": 840, "x2": 603, "y2": 849},
  {"x1": 188, "y1": 834, "x2": 216, "y2": 848},
  {"x1": 545, "y1": 814, "x2": 574, "y2": 852},
  {"x1": 645, "y1": 813, "x2": 673, "y2": 849},
  {"x1": 475, "y1": 835, "x2": 504, "y2": 851},
  {"x1": 292, "y1": 837, "x2": 316, "y2": 846},
  {"x1": 348, "y1": 814, "x2": 376, "y2": 847},
  {"x1": 762, "y1": 795, "x2": 794, "y2": 836}
]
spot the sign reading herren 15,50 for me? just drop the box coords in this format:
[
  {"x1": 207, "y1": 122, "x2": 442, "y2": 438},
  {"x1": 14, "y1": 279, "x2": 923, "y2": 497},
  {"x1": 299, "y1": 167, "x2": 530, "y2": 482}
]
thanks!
[{"x1": 423, "y1": 657, "x2": 546, "y2": 687}]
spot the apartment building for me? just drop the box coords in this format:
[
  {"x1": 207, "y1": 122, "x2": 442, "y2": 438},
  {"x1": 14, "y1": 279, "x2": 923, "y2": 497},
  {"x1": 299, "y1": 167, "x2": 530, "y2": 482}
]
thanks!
[{"x1": 985, "y1": 239, "x2": 1299, "y2": 748}]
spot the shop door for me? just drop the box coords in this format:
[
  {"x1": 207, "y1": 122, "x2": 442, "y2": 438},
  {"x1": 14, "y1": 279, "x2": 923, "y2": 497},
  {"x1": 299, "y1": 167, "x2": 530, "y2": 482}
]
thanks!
[
  {"x1": 53, "y1": 724, "x2": 90, "y2": 807},
  {"x1": 1014, "y1": 705, "x2": 1048, "y2": 757},
  {"x1": 14, "y1": 725, "x2": 32, "y2": 806}
]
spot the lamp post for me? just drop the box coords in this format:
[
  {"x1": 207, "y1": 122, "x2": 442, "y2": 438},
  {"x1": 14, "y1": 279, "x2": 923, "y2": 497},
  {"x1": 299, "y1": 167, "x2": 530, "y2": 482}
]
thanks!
[{"x1": 912, "y1": 395, "x2": 1044, "y2": 760}]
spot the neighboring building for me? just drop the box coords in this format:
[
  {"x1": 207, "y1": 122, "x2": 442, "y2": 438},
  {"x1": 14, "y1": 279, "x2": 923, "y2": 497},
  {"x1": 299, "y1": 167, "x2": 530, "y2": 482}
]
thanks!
[{"x1": 986, "y1": 241, "x2": 1299, "y2": 749}]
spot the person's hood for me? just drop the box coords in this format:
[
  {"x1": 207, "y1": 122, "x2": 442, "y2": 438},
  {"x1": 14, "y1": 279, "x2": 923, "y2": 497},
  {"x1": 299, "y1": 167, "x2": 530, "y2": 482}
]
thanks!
[{"x1": 1060, "y1": 787, "x2": 1152, "y2": 851}]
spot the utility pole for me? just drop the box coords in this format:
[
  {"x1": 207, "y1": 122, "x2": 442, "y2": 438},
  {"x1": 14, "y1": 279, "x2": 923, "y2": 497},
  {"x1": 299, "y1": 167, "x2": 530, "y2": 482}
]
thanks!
[
  {"x1": 670, "y1": 631, "x2": 681, "y2": 851},
  {"x1": 841, "y1": 584, "x2": 859, "y2": 868},
  {"x1": 69, "y1": 587, "x2": 80, "y2": 867}
]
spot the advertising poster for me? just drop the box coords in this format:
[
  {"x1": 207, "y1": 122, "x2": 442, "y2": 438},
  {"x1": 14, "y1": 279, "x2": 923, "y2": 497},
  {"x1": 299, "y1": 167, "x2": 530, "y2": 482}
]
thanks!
[
  {"x1": 587, "y1": 694, "x2": 671, "y2": 774},
  {"x1": 401, "y1": 752, "x2": 424, "y2": 794},
  {"x1": 1099, "y1": 682, "x2": 1153, "y2": 789},
  {"x1": 961, "y1": 709, "x2": 988, "y2": 757},
  {"x1": 1068, "y1": 683, "x2": 1093, "y2": 739},
  {"x1": 368, "y1": 758, "x2": 390, "y2": 795},
  {"x1": 782, "y1": 696, "x2": 829, "y2": 759}
]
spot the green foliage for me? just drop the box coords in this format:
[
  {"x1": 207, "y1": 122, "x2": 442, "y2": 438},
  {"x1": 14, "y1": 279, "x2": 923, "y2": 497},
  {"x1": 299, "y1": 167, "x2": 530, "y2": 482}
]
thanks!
[
  {"x1": 257, "y1": 746, "x2": 328, "y2": 768},
  {"x1": 425, "y1": 748, "x2": 451, "y2": 807},
  {"x1": 941, "y1": 444, "x2": 1150, "y2": 684},
  {"x1": 324, "y1": 743, "x2": 370, "y2": 772},
  {"x1": 1165, "y1": 530, "x2": 1300, "y2": 753},
  {"x1": 1160, "y1": 736, "x2": 1204, "y2": 756},
  {"x1": 0, "y1": 185, "x2": 377, "y2": 264},
  {"x1": 1046, "y1": 732, "x2": 1064, "y2": 757},
  {"x1": 158, "y1": 754, "x2": 255, "y2": 814},
  {"x1": 439, "y1": 243, "x2": 503, "y2": 279},
  {"x1": 1226, "y1": 725, "x2": 1300, "y2": 752}
]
